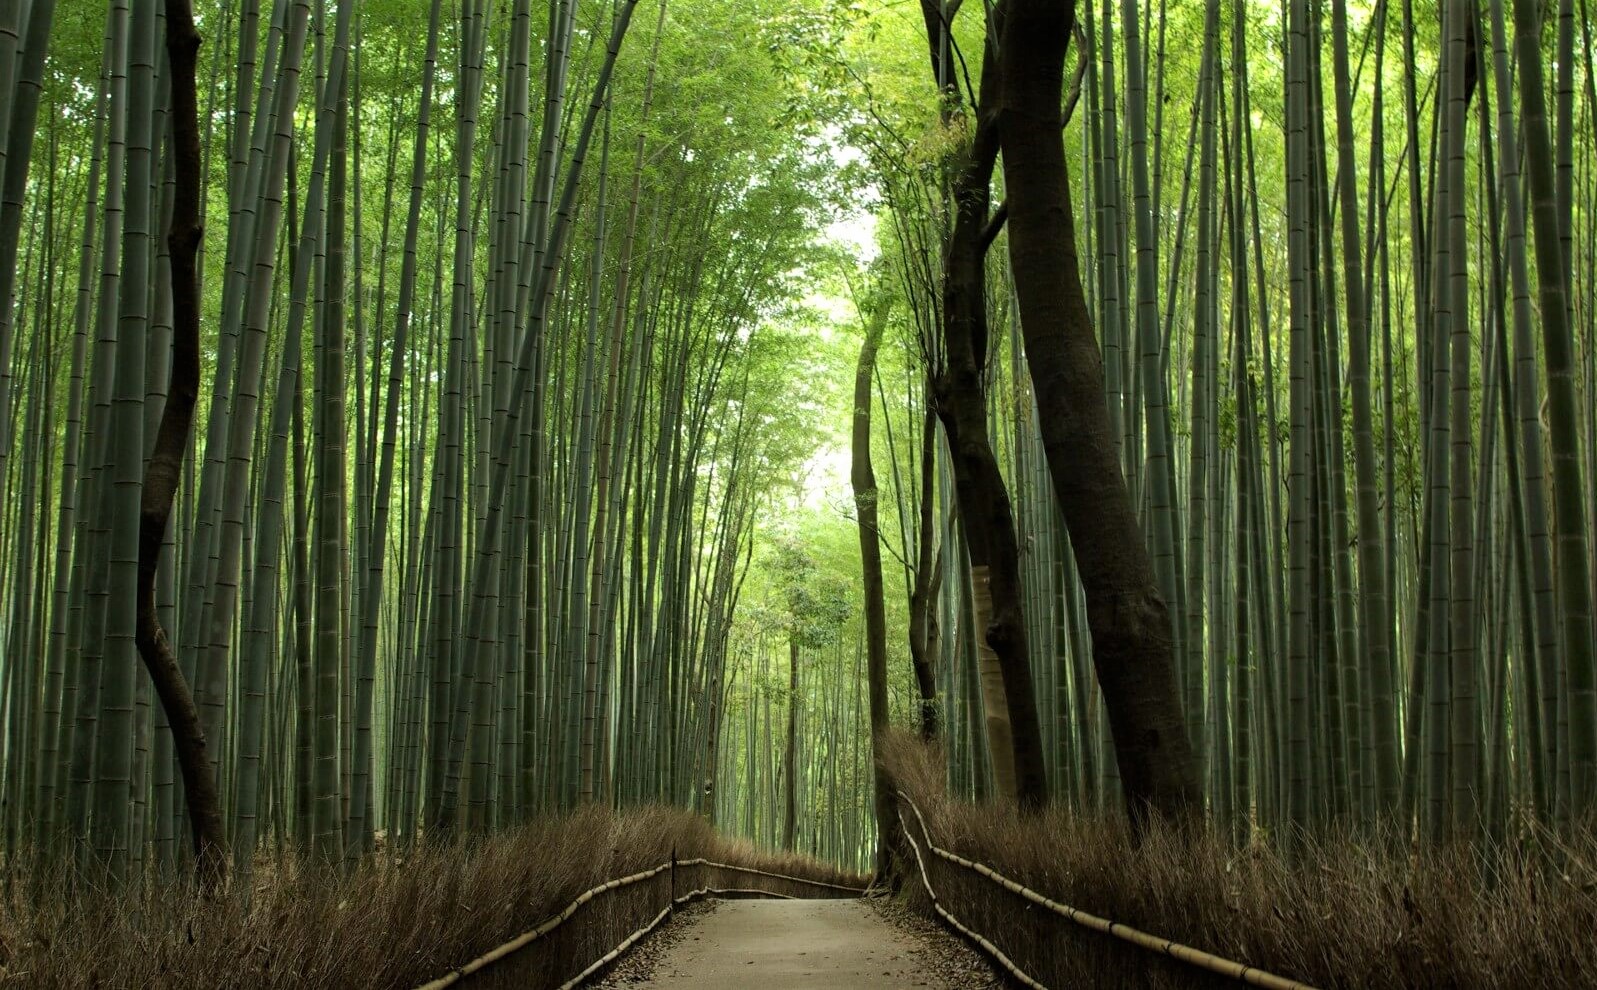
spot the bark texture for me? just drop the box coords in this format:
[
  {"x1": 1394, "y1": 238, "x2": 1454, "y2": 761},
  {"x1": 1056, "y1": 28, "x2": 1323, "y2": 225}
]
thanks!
[
  {"x1": 922, "y1": 0, "x2": 1049, "y2": 811},
  {"x1": 997, "y1": 0, "x2": 1200, "y2": 825},
  {"x1": 907, "y1": 400, "x2": 942, "y2": 740},
  {"x1": 136, "y1": 0, "x2": 229, "y2": 890},
  {"x1": 853, "y1": 299, "x2": 898, "y2": 873}
]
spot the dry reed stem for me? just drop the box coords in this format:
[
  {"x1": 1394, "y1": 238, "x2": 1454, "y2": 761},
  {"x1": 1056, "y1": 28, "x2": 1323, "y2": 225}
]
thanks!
[
  {"x1": 0, "y1": 805, "x2": 865, "y2": 989},
  {"x1": 881, "y1": 730, "x2": 1597, "y2": 990}
]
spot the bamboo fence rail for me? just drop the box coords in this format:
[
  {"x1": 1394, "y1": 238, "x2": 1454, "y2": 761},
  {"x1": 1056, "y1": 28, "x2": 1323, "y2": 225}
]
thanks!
[
  {"x1": 413, "y1": 857, "x2": 868, "y2": 989},
  {"x1": 895, "y1": 791, "x2": 1322, "y2": 990},
  {"x1": 676, "y1": 858, "x2": 870, "y2": 892},
  {"x1": 895, "y1": 803, "x2": 1048, "y2": 988}
]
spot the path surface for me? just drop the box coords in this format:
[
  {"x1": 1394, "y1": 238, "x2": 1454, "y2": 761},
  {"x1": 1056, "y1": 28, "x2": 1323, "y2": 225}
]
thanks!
[{"x1": 604, "y1": 898, "x2": 964, "y2": 988}]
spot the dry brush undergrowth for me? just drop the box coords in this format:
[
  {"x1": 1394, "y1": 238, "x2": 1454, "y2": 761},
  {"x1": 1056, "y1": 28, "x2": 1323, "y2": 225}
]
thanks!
[
  {"x1": 883, "y1": 731, "x2": 1597, "y2": 989},
  {"x1": 0, "y1": 806, "x2": 865, "y2": 989}
]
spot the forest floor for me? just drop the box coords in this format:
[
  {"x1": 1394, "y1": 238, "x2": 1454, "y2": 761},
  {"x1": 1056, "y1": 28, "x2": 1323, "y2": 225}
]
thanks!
[{"x1": 589, "y1": 896, "x2": 1002, "y2": 988}]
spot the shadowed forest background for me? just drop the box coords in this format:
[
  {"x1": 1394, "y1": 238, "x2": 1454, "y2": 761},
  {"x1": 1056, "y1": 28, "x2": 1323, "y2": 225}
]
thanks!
[{"x1": 0, "y1": 0, "x2": 1594, "y2": 984}]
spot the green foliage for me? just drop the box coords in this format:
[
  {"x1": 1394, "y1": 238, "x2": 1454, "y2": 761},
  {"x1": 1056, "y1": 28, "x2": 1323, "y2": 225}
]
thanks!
[{"x1": 769, "y1": 535, "x2": 855, "y2": 650}]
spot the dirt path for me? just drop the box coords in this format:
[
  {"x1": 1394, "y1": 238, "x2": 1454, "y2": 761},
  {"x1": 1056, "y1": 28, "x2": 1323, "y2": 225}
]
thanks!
[{"x1": 596, "y1": 898, "x2": 988, "y2": 988}]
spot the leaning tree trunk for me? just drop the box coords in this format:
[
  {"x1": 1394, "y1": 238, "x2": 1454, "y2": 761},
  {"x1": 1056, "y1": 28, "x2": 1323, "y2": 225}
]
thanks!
[
  {"x1": 920, "y1": 0, "x2": 1049, "y2": 811},
  {"x1": 135, "y1": 0, "x2": 228, "y2": 892},
  {"x1": 997, "y1": 0, "x2": 1199, "y2": 826}
]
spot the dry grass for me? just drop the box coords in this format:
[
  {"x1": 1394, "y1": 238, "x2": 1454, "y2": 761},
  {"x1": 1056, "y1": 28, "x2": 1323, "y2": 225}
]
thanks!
[
  {"x1": 882, "y1": 731, "x2": 1597, "y2": 990},
  {"x1": 0, "y1": 806, "x2": 865, "y2": 989}
]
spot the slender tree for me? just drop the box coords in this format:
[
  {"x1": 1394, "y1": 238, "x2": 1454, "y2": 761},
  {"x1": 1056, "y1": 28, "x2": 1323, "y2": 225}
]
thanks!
[{"x1": 851, "y1": 295, "x2": 895, "y2": 872}]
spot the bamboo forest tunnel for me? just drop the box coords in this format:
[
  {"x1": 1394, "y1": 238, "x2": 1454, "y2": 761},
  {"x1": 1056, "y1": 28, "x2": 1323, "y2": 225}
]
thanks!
[{"x1": 2, "y1": 0, "x2": 1597, "y2": 984}]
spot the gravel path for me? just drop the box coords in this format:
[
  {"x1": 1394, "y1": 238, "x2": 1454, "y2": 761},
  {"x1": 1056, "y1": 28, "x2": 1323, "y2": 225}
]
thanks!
[{"x1": 589, "y1": 896, "x2": 1001, "y2": 989}]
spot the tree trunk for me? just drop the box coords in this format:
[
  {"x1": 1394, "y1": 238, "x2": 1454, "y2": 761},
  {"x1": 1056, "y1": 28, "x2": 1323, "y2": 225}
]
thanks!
[
  {"x1": 784, "y1": 634, "x2": 799, "y2": 852},
  {"x1": 135, "y1": 0, "x2": 227, "y2": 892},
  {"x1": 852, "y1": 297, "x2": 897, "y2": 873},
  {"x1": 906, "y1": 400, "x2": 942, "y2": 740},
  {"x1": 997, "y1": 0, "x2": 1199, "y2": 825},
  {"x1": 920, "y1": 0, "x2": 1049, "y2": 811}
]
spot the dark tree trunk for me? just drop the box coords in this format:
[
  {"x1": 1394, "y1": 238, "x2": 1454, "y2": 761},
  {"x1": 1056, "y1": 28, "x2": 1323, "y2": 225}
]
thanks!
[
  {"x1": 921, "y1": 0, "x2": 1050, "y2": 812},
  {"x1": 997, "y1": 0, "x2": 1200, "y2": 826},
  {"x1": 907, "y1": 399, "x2": 942, "y2": 740},
  {"x1": 853, "y1": 298, "x2": 899, "y2": 874},
  {"x1": 137, "y1": 0, "x2": 229, "y2": 891}
]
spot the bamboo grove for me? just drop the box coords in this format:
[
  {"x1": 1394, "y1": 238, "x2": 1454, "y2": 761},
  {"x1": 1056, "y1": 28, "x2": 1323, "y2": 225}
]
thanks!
[
  {"x1": 0, "y1": 0, "x2": 1595, "y2": 897},
  {"x1": 0, "y1": 0, "x2": 888, "y2": 883},
  {"x1": 834, "y1": 0, "x2": 1597, "y2": 848}
]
